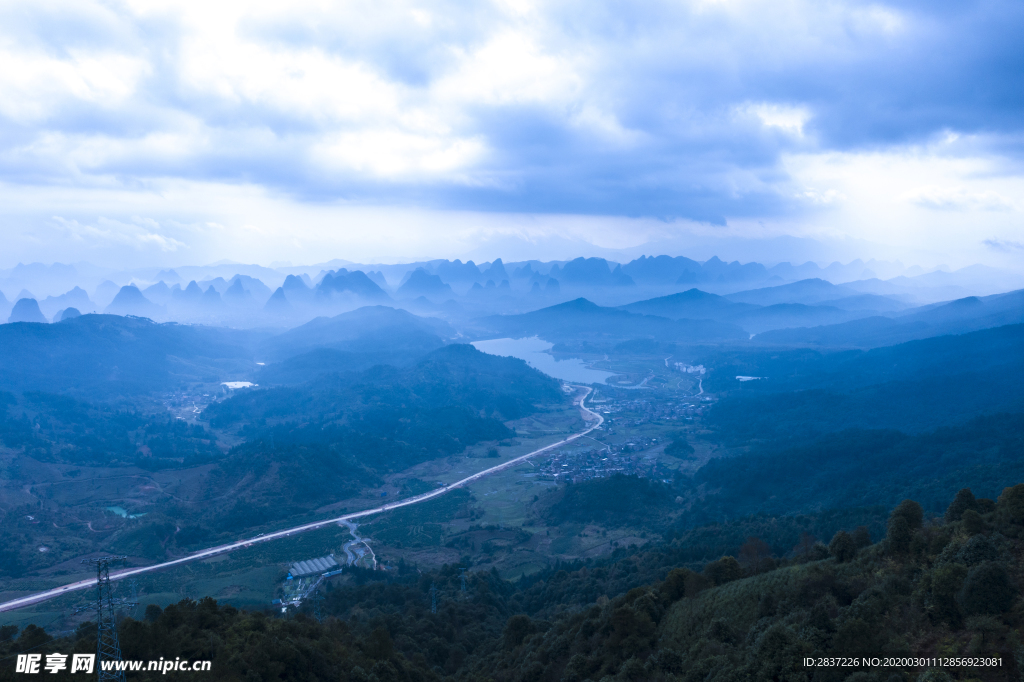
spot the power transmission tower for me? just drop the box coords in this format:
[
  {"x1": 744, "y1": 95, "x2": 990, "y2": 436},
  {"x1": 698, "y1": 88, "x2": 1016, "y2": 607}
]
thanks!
[
  {"x1": 459, "y1": 569, "x2": 467, "y2": 594},
  {"x1": 81, "y1": 556, "x2": 135, "y2": 682},
  {"x1": 312, "y1": 588, "x2": 324, "y2": 624},
  {"x1": 429, "y1": 582, "x2": 437, "y2": 614}
]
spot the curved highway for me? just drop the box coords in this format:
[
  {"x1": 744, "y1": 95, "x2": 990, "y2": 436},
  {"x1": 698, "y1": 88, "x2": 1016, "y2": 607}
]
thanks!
[{"x1": 0, "y1": 386, "x2": 603, "y2": 614}]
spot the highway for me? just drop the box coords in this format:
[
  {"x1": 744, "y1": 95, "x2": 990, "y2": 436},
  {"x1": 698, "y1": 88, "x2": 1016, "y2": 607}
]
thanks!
[{"x1": 0, "y1": 386, "x2": 603, "y2": 614}]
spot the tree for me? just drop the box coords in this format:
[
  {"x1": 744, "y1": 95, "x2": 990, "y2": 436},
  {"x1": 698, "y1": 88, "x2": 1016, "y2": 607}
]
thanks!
[
  {"x1": 794, "y1": 532, "x2": 817, "y2": 557},
  {"x1": 892, "y1": 499, "x2": 923, "y2": 530},
  {"x1": 851, "y1": 525, "x2": 872, "y2": 550},
  {"x1": 664, "y1": 439, "x2": 694, "y2": 458},
  {"x1": 829, "y1": 530, "x2": 856, "y2": 563},
  {"x1": 962, "y1": 509, "x2": 987, "y2": 535},
  {"x1": 958, "y1": 562, "x2": 1016, "y2": 615},
  {"x1": 738, "y1": 536, "x2": 773, "y2": 574},
  {"x1": 703, "y1": 556, "x2": 743, "y2": 586},
  {"x1": 996, "y1": 484, "x2": 1024, "y2": 528},
  {"x1": 833, "y1": 618, "x2": 876, "y2": 656},
  {"x1": 886, "y1": 516, "x2": 913, "y2": 555},
  {"x1": 661, "y1": 568, "x2": 694, "y2": 602},
  {"x1": 930, "y1": 563, "x2": 967, "y2": 626},
  {"x1": 887, "y1": 499, "x2": 923, "y2": 555},
  {"x1": 366, "y1": 627, "x2": 394, "y2": 660},
  {"x1": 945, "y1": 488, "x2": 978, "y2": 522},
  {"x1": 502, "y1": 614, "x2": 535, "y2": 649}
]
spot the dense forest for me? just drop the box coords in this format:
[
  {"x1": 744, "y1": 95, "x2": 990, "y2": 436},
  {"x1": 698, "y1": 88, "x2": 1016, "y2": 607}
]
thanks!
[
  {"x1": 0, "y1": 390, "x2": 220, "y2": 468},
  {"x1": 0, "y1": 315, "x2": 257, "y2": 396},
  {"x1": 4, "y1": 301, "x2": 1024, "y2": 682},
  {"x1": 703, "y1": 323, "x2": 1024, "y2": 436},
  {"x1": 687, "y1": 414, "x2": 1024, "y2": 522},
  {"x1": 0, "y1": 345, "x2": 565, "y2": 574},
  {"x1": 2, "y1": 483, "x2": 1021, "y2": 681}
]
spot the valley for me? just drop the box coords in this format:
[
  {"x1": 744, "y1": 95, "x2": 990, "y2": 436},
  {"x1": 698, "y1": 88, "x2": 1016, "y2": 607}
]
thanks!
[{"x1": 2, "y1": 256, "x2": 1024, "y2": 681}]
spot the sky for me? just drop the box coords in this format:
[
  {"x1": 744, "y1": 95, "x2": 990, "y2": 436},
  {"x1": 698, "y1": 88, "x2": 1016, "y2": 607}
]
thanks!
[{"x1": 0, "y1": 0, "x2": 1022, "y2": 270}]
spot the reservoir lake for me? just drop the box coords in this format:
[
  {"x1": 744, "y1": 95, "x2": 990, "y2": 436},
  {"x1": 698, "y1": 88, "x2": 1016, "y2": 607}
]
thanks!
[{"x1": 471, "y1": 337, "x2": 616, "y2": 384}]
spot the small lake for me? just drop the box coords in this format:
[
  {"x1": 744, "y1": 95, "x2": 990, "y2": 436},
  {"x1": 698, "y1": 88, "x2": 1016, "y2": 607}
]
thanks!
[
  {"x1": 472, "y1": 337, "x2": 616, "y2": 385},
  {"x1": 106, "y1": 506, "x2": 147, "y2": 519}
]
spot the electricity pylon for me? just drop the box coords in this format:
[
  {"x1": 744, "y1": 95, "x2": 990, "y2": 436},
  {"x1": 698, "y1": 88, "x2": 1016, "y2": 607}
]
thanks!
[{"x1": 81, "y1": 556, "x2": 135, "y2": 682}]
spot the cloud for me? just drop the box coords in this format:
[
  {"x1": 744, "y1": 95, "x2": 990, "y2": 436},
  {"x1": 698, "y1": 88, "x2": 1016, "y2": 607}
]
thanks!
[
  {"x1": 984, "y1": 239, "x2": 1024, "y2": 252},
  {"x1": 736, "y1": 103, "x2": 812, "y2": 137},
  {"x1": 0, "y1": 0, "x2": 1021, "y2": 268},
  {"x1": 903, "y1": 186, "x2": 1015, "y2": 212},
  {"x1": 51, "y1": 216, "x2": 187, "y2": 252}
]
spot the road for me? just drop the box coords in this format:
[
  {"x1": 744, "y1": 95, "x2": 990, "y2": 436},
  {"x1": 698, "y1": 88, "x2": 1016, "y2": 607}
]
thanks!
[
  {"x1": 339, "y1": 520, "x2": 375, "y2": 570},
  {"x1": 0, "y1": 386, "x2": 603, "y2": 614}
]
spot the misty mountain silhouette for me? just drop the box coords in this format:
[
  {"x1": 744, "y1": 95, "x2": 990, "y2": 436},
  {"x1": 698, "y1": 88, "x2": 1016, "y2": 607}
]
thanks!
[
  {"x1": 397, "y1": 268, "x2": 454, "y2": 300},
  {"x1": 8, "y1": 298, "x2": 47, "y2": 323},
  {"x1": 282, "y1": 274, "x2": 314, "y2": 303},
  {"x1": 479, "y1": 297, "x2": 746, "y2": 342},
  {"x1": 40, "y1": 286, "x2": 95, "y2": 316},
  {"x1": 260, "y1": 305, "x2": 454, "y2": 365},
  {"x1": 143, "y1": 281, "x2": 173, "y2": 305},
  {"x1": 549, "y1": 257, "x2": 634, "y2": 287},
  {"x1": 316, "y1": 269, "x2": 390, "y2": 301},
  {"x1": 263, "y1": 287, "x2": 293, "y2": 315},
  {"x1": 756, "y1": 288, "x2": 1024, "y2": 347},
  {"x1": 726, "y1": 278, "x2": 853, "y2": 306},
  {"x1": 621, "y1": 288, "x2": 756, "y2": 319},
  {"x1": 481, "y1": 258, "x2": 509, "y2": 282},
  {"x1": 620, "y1": 255, "x2": 704, "y2": 284},
  {"x1": 434, "y1": 259, "x2": 484, "y2": 283},
  {"x1": 223, "y1": 278, "x2": 254, "y2": 305},
  {"x1": 105, "y1": 285, "x2": 163, "y2": 318}
]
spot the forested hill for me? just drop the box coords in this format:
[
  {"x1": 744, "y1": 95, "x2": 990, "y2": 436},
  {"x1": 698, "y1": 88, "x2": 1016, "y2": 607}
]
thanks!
[
  {"x1": 204, "y1": 343, "x2": 563, "y2": 428},
  {"x1": 256, "y1": 305, "x2": 456, "y2": 383},
  {"x1": 704, "y1": 322, "x2": 1024, "y2": 436},
  {"x1": 0, "y1": 345, "x2": 567, "y2": 572},
  {"x1": 703, "y1": 321, "x2": 1024, "y2": 394},
  {"x1": 684, "y1": 414, "x2": 1024, "y2": 526},
  {"x1": 5, "y1": 483, "x2": 1022, "y2": 682},
  {"x1": 0, "y1": 315, "x2": 258, "y2": 396},
  {"x1": 180, "y1": 345, "x2": 566, "y2": 539}
]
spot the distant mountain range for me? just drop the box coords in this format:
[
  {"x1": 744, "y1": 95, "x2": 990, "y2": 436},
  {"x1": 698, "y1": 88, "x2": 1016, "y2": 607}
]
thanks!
[
  {"x1": 1, "y1": 256, "x2": 1022, "y2": 339},
  {"x1": 755, "y1": 288, "x2": 1024, "y2": 348},
  {"x1": 615, "y1": 278, "x2": 1024, "y2": 343},
  {"x1": 475, "y1": 298, "x2": 748, "y2": 343},
  {"x1": 4, "y1": 273, "x2": 1024, "y2": 402}
]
